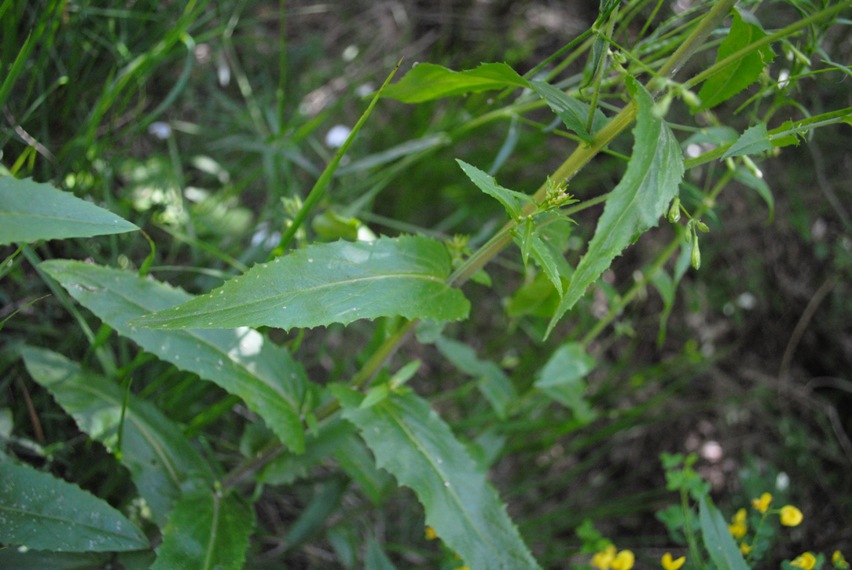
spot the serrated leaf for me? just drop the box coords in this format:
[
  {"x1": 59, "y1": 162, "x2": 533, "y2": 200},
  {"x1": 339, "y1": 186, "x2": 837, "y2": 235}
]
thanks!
[
  {"x1": 722, "y1": 123, "x2": 773, "y2": 158},
  {"x1": 333, "y1": 387, "x2": 540, "y2": 570},
  {"x1": 135, "y1": 236, "x2": 469, "y2": 330},
  {"x1": 529, "y1": 80, "x2": 608, "y2": 141},
  {"x1": 529, "y1": 231, "x2": 566, "y2": 296},
  {"x1": 435, "y1": 336, "x2": 517, "y2": 420},
  {"x1": 19, "y1": 346, "x2": 213, "y2": 527},
  {"x1": 546, "y1": 78, "x2": 684, "y2": 336},
  {"x1": 40, "y1": 260, "x2": 309, "y2": 453},
  {"x1": 0, "y1": 549, "x2": 155, "y2": 570},
  {"x1": 699, "y1": 496, "x2": 750, "y2": 570},
  {"x1": 457, "y1": 160, "x2": 533, "y2": 220},
  {"x1": 382, "y1": 62, "x2": 529, "y2": 103},
  {"x1": 152, "y1": 489, "x2": 253, "y2": 570},
  {"x1": 333, "y1": 436, "x2": 393, "y2": 505},
  {"x1": 0, "y1": 461, "x2": 148, "y2": 552},
  {"x1": 534, "y1": 343, "x2": 596, "y2": 423},
  {"x1": 0, "y1": 177, "x2": 138, "y2": 245},
  {"x1": 697, "y1": 9, "x2": 775, "y2": 111}
]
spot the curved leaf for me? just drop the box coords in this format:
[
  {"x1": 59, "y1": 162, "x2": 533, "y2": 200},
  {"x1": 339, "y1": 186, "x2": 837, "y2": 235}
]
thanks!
[
  {"x1": 0, "y1": 461, "x2": 148, "y2": 552},
  {"x1": 696, "y1": 9, "x2": 775, "y2": 111},
  {"x1": 39, "y1": 260, "x2": 309, "y2": 453},
  {"x1": 699, "y1": 496, "x2": 749, "y2": 570},
  {"x1": 333, "y1": 386, "x2": 540, "y2": 570},
  {"x1": 546, "y1": 78, "x2": 684, "y2": 336},
  {"x1": 152, "y1": 489, "x2": 253, "y2": 570},
  {"x1": 19, "y1": 346, "x2": 213, "y2": 527},
  {"x1": 382, "y1": 62, "x2": 529, "y2": 103},
  {"x1": 0, "y1": 176, "x2": 137, "y2": 245},
  {"x1": 134, "y1": 236, "x2": 469, "y2": 330}
]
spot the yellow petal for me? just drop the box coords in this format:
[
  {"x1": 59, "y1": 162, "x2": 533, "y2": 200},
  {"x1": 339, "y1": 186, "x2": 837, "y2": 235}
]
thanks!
[
  {"x1": 612, "y1": 549, "x2": 635, "y2": 570},
  {"x1": 791, "y1": 552, "x2": 816, "y2": 570},
  {"x1": 780, "y1": 505, "x2": 803, "y2": 527},
  {"x1": 751, "y1": 492, "x2": 772, "y2": 513},
  {"x1": 661, "y1": 552, "x2": 686, "y2": 570}
]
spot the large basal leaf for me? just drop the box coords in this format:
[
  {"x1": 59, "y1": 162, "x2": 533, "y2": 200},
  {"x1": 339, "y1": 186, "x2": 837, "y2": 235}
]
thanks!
[
  {"x1": 40, "y1": 260, "x2": 309, "y2": 453},
  {"x1": 332, "y1": 386, "x2": 541, "y2": 570},
  {"x1": 382, "y1": 62, "x2": 529, "y2": 103},
  {"x1": 546, "y1": 78, "x2": 684, "y2": 336},
  {"x1": 699, "y1": 496, "x2": 750, "y2": 570},
  {"x1": 134, "y1": 236, "x2": 470, "y2": 330},
  {"x1": 0, "y1": 461, "x2": 148, "y2": 552},
  {"x1": 697, "y1": 9, "x2": 775, "y2": 111},
  {"x1": 0, "y1": 176, "x2": 137, "y2": 245},
  {"x1": 19, "y1": 346, "x2": 213, "y2": 527},
  {"x1": 151, "y1": 488, "x2": 254, "y2": 570}
]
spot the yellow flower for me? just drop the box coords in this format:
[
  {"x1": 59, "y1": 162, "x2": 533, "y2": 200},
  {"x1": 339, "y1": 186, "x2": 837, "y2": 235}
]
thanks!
[
  {"x1": 424, "y1": 526, "x2": 437, "y2": 540},
  {"x1": 752, "y1": 492, "x2": 772, "y2": 513},
  {"x1": 833, "y1": 550, "x2": 849, "y2": 569},
  {"x1": 780, "y1": 505, "x2": 804, "y2": 527},
  {"x1": 791, "y1": 552, "x2": 817, "y2": 570},
  {"x1": 591, "y1": 545, "x2": 616, "y2": 569},
  {"x1": 661, "y1": 552, "x2": 686, "y2": 570},
  {"x1": 740, "y1": 543, "x2": 752, "y2": 556},
  {"x1": 612, "y1": 549, "x2": 635, "y2": 570},
  {"x1": 728, "y1": 507, "x2": 748, "y2": 538}
]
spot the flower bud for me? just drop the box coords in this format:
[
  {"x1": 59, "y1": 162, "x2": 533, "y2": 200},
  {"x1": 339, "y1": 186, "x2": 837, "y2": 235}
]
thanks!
[
  {"x1": 667, "y1": 198, "x2": 681, "y2": 223},
  {"x1": 691, "y1": 238, "x2": 701, "y2": 270},
  {"x1": 695, "y1": 220, "x2": 709, "y2": 233}
]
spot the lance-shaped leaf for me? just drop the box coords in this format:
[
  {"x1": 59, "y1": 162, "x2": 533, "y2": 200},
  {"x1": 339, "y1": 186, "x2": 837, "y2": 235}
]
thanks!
[
  {"x1": 40, "y1": 260, "x2": 309, "y2": 453},
  {"x1": 382, "y1": 62, "x2": 529, "y2": 103},
  {"x1": 534, "y1": 343, "x2": 596, "y2": 424},
  {"x1": 699, "y1": 496, "x2": 749, "y2": 570},
  {"x1": 0, "y1": 176, "x2": 137, "y2": 245},
  {"x1": 546, "y1": 78, "x2": 684, "y2": 336},
  {"x1": 19, "y1": 346, "x2": 213, "y2": 527},
  {"x1": 134, "y1": 236, "x2": 469, "y2": 330},
  {"x1": 697, "y1": 9, "x2": 775, "y2": 111},
  {"x1": 152, "y1": 488, "x2": 254, "y2": 570},
  {"x1": 458, "y1": 160, "x2": 533, "y2": 220},
  {"x1": 722, "y1": 123, "x2": 773, "y2": 158},
  {"x1": 435, "y1": 336, "x2": 516, "y2": 420},
  {"x1": 332, "y1": 386, "x2": 541, "y2": 570},
  {"x1": 0, "y1": 461, "x2": 148, "y2": 552},
  {"x1": 530, "y1": 80, "x2": 608, "y2": 141}
]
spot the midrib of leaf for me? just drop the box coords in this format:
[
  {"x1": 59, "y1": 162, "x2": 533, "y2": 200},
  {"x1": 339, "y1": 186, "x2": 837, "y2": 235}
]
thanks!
[
  {"x1": 72, "y1": 381, "x2": 184, "y2": 488},
  {"x1": 203, "y1": 492, "x2": 221, "y2": 570},
  {"x1": 381, "y1": 402, "x2": 500, "y2": 554},
  {"x1": 98, "y1": 280, "x2": 300, "y2": 409},
  {"x1": 0, "y1": 502, "x2": 141, "y2": 543}
]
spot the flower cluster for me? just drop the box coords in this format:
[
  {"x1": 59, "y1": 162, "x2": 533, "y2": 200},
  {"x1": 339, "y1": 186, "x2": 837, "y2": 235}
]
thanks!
[
  {"x1": 729, "y1": 492, "x2": 804, "y2": 555},
  {"x1": 590, "y1": 544, "x2": 635, "y2": 570}
]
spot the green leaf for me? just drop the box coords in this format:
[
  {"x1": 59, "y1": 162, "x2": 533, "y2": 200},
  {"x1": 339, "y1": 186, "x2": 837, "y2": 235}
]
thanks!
[
  {"x1": 698, "y1": 496, "x2": 750, "y2": 570},
  {"x1": 0, "y1": 461, "x2": 148, "y2": 552},
  {"x1": 529, "y1": 230, "x2": 566, "y2": 296},
  {"x1": 152, "y1": 489, "x2": 254, "y2": 570},
  {"x1": 697, "y1": 9, "x2": 775, "y2": 111},
  {"x1": 722, "y1": 123, "x2": 773, "y2": 158},
  {"x1": 435, "y1": 336, "x2": 517, "y2": 420},
  {"x1": 40, "y1": 260, "x2": 309, "y2": 453},
  {"x1": 135, "y1": 236, "x2": 469, "y2": 330},
  {"x1": 0, "y1": 549, "x2": 155, "y2": 570},
  {"x1": 332, "y1": 386, "x2": 540, "y2": 570},
  {"x1": 333, "y1": 436, "x2": 394, "y2": 505},
  {"x1": 365, "y1": 535, "x2": 398, "y2": 570},
  {"x1": 382, "y1": 62, "x2": 529, "y2": 103},
  {"x1": 534, "y1": 343, "x2": 597, "y2": 424},
  {"x1": 546, "y1": 78, "x2": 684, "y2": 336},
  {"x1": 733, "y1": 166, "x2": 774, "y2": 222},
  {"x1": 529, "y1": 80, "x2": 608, "y2": 141},
  {"x1": 457, "y1": 160, "x2": 533, "y2": 221},
  {"x1": 19, "y1": 346, "x2": 213, "y2": 527},
  {"x1": 0, "y1": 176, "x2": 138, "y2": 245}
]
